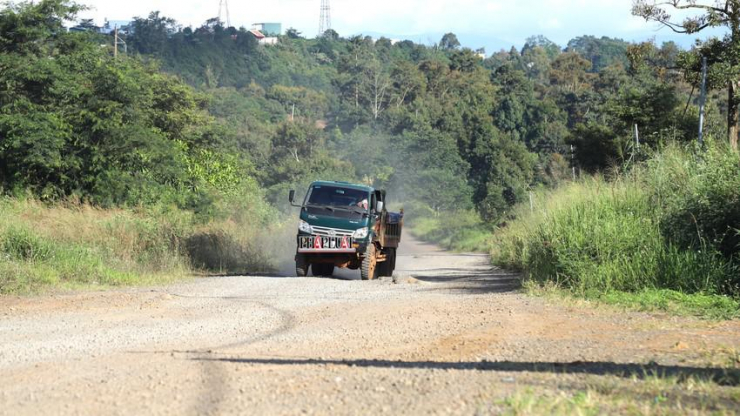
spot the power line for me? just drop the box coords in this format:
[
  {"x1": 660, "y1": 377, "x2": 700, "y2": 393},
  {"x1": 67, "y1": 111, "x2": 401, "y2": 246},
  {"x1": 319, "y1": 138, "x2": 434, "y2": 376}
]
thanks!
[
  {"x1": 319, "y1": 0, "x2": 331, "y2": 36},
  {"x1": 218, "y1": 0, "x2": 231, "y2": 27}
]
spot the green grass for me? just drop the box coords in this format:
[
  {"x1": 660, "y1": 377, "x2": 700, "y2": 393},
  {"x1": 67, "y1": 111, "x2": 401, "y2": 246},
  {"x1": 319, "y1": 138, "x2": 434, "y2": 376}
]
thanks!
[
  {"x1": 491, "y1": 141, "x2": 740, "y2": 319},
  {"x1": 497, "y1": 373, "x2": 740, "y2": 415},
  {"x1": 525, "y1": 281, "x2": 740, "y2": 320},
  {"x1": 0, "y1": 197, "x2": 279, "y2": 295}
]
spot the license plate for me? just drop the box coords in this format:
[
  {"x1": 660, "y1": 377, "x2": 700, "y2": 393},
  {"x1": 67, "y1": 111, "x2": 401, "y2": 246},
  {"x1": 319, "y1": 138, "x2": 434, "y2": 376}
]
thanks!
[{"x1": 298, "y1": 236, "x2": 355, "y2": 252}]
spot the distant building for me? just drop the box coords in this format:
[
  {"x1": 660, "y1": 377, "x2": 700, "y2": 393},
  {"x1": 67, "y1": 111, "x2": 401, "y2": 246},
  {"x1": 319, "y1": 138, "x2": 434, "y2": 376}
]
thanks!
[
  {"x1": 69, "y1": 25, "x2": 97, "y2": 33},
  {"x1": 251, "y1": 23, "x2": 282, "y2": 36},
  {"x1": 68, "y1": 19, "x2": 133, "y2": 35},
  {"x1": 248, "y1": 30, "x2": 265, "y2": 40},
  {"x1": 248, "y1": 29, "x2": 279, "y2": 46},
  {"x1": 101, "y1": 20, "x2": 134, "y2": 35}
]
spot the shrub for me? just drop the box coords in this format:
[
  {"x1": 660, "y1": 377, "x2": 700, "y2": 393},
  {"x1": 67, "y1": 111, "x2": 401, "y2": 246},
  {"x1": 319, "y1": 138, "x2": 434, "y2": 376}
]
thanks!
[
  {"x1": 0, "y1": 195, "x2": 279, "y2": 294},
  {"x1": 492, "y1": 141, "x2": 740, "y2": 300}
]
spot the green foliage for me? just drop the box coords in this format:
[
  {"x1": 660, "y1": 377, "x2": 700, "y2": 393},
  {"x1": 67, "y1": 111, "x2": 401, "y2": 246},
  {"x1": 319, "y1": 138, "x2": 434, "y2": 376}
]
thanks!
[
  {"x1": 0, "y1": 198, "x2": 188, "y2": 293},
  {"x1": 0, "y1": 0, "x2": 84, "y2": 55},
  {"x1": 439, "y1": 33, "x2": 461, "y2": 51},
  {"x1": 594, "y1": 288, "x2": 740, "y2": 320},
  {"x1": 0, "y1": 193, "x2": 280, "y2": 294},
  {"x1": 566, "y1": 35, "x2": 630, "y2": 72},
  {"x1": 646, "y1": 140, "x2": 740, "y2": 267},
  {"x1": 0, "y1": 0, "x2": 260, "y2": 215},
  {"x1": 492, "y1": 143, "x2": 740, "y2": 310},
  {"x1": 522, "y1": 35, "x2": 561, "y2": 61},
  {"x1": 3, "y1": 0, "x2": 738, "y2": 294}
]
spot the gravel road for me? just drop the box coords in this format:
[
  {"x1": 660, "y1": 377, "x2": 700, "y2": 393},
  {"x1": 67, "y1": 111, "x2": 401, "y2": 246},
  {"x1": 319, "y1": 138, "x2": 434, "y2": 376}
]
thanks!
[{"x1": 1, "y1": 235, "x2": 739, "y2": 415}]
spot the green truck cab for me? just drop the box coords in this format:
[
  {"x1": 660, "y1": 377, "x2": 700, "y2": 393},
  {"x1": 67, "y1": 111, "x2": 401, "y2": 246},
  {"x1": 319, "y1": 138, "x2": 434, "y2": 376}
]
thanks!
[{"x1": 289, "y1": 181, "x2": 403, "y2": 280}]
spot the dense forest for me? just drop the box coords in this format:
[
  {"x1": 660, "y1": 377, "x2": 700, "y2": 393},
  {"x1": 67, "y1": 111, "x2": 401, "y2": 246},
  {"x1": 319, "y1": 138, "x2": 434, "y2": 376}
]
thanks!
[
  {"x1": 1, "y1": 0, "x2": 738, "y2": 310},
  {"x1": 1, "y1": 0, "x2": 729, "y2": 222}
]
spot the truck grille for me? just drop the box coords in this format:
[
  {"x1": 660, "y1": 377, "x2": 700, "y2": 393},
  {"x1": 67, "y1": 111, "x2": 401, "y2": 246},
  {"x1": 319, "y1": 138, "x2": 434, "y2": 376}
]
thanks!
[{"x1": 311, "y1": 226, "x2": 354, "y2": 237}]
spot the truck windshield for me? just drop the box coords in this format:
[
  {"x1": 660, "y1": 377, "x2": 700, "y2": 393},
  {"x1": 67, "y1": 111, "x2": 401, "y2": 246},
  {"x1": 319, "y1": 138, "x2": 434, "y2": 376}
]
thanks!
[{"x1": 305, "y1": 185, "x2": 369, "y2": 211}]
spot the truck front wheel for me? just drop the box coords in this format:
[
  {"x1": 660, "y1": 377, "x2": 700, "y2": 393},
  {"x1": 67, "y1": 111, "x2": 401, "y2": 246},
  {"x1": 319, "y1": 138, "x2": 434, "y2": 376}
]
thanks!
[
  {"x1": 361, "y1": 244, "x2": 377, "y2": 280},
  {"x1": 296, "y1": 254, "x2": 309, "y2": 277}
]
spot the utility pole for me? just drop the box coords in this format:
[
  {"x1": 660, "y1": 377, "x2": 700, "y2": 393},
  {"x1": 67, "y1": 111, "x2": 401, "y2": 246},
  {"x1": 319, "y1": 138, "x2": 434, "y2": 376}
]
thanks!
[
  {"x1": 529, "y1": 192, "x2": 534, "y2": 213},
  {"x1": 570, "y1": 144, "x2": 576, "y2": 181},
  {"x1": 698, "y1": 56, "x2": 708, "y2": 147},
  {"x1": 113, "y1": 26, "x2": 127, "y2": 60},
  {"x1": 634, "y1": 124, "x2": 640, "y2": 149}
]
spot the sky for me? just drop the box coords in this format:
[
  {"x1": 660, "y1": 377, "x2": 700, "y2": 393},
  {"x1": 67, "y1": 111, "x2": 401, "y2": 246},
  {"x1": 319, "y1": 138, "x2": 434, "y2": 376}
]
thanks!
[{"x1": 77, "y1": 0, "x2": 728, "y2": 52}]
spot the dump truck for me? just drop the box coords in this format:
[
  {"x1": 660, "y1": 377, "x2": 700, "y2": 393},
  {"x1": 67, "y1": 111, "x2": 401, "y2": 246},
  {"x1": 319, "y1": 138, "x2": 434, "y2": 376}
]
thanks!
[{"x1": 289, "y1": 181, "x2": 403, "y2": 280}]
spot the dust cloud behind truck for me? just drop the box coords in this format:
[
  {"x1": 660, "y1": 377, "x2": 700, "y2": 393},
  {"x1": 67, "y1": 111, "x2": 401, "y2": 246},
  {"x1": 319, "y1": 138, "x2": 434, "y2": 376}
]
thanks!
[{"x1": 289, "y1": 181, "x2": 403, "y2": 280}]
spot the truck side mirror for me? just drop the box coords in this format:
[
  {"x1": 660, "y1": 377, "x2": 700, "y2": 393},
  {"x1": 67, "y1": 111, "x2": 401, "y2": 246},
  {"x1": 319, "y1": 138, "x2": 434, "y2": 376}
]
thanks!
[
  {"x1": 289, "y1": 190, "x2": 296, "y2": 204},
  {"x1": 376, "y1": 201, "x2": 384, "y2": 212}
]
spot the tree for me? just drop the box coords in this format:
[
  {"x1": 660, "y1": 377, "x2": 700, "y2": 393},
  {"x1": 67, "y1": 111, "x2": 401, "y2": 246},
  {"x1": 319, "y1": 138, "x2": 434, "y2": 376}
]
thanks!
[
  {"x1": 368, "y1": 57, "x2": 392, "y2": 120},
  {"x1": 449, "y1": 48, "x2": 481, "y2": 73},
  {"x1": 520, "y1": 45, "x2": 551, "y2": 85},
  {"x1": 566, "y1": 36, "x2": 630, "y2": 72},
  {"x1": 321, "y1": 28, "x2": 339, "y2": 41},
  {"x1": 522, "y1": 35, "x2": 561, "y2": 60},
  {"x1": 632, "y1": 0, "x2": 740, "y2": 150},
  {"x1": 0, "y1": 0, "x2": 242, "y2": 208},
  {"x1": 0, "y1": 0, "x2": 84, "y2": 55},
  {"x1": 550, "y1": 52, "x2": 595, "y2": 93},
  {"x1": 439, "y1": 33, "x2": 461, "y2": 50},
  {"x1": 78, "y1": 18, "x2": 96, "y2": 29},
  {"x1": 285, "y1": 28, "x2": 302, "y2": 39},
  {"x1": 129, "y1": 12, "x2": 178, "y2": 55}
]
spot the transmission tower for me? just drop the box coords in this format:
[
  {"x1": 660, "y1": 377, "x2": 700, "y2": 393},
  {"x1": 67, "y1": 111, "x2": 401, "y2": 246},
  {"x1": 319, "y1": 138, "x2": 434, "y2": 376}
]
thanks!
[
  {"x1": 319, "y1": 0, "x2": 331, "y2": 36},
  {"x1": 218, "y1": 0, "x2": 231, "y2": 27}
]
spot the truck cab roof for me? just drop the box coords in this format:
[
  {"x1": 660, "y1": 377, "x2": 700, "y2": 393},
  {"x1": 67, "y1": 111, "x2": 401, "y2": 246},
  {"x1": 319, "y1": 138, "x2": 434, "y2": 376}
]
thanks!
[{"x1": 310, "y1": 181, "x2": 374, "y2": 193}]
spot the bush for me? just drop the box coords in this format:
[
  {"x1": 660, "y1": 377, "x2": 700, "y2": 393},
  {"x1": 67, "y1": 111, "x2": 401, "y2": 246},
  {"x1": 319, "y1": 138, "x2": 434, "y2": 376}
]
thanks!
[
  {"x1": 492, "y1": 141, "x2": 740, "y2": 302},
  {"x1": 0, "y1": 195, "x2": 280, "y2": 294},
  {"x1": 186, "y1": 227, "x2": 271, "y2": 274},
  {"x1": 646, "y1": 143, "x2": 740, "y2": 262}
]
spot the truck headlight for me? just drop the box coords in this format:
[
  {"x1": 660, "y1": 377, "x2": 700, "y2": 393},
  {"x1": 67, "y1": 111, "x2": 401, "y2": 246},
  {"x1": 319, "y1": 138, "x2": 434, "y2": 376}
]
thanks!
[
  {"x1": 298, "y1": 220, "x2": 312, "y2": 234},
  {"x1": 353, "y1": 227, "x2": 369, "y2": 239}
]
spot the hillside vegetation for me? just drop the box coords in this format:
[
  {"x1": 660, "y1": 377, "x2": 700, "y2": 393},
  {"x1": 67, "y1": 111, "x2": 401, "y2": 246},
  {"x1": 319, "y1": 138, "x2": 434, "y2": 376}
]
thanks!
[
  {"x1": 492, "y1": 142, "x2": 740, "y2": 318},
  {"x1": 1, "y1": 0, "x2": 738, "y2": 312}
]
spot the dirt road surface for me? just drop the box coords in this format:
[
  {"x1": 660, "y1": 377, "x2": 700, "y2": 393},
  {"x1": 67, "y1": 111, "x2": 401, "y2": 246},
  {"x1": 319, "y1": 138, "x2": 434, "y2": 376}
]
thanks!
[{"x1": 2, "y1": 235, "x2": 739, "y2": 415}]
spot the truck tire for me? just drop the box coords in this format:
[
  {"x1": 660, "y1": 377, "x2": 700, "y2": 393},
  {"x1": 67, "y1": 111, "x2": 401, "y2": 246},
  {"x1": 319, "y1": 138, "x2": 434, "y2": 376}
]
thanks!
[
  {"x1": 377, "y1": 249, "x2": 392, "y2": 277},
  {"x1": 296, "y1": 254, "x2": 309, "y2": 277},
  {"x1": 377, "y1": 260, "x2": 388, "y2": 277},
  {"x1": 361, "y1": 244, "x2": 377, "y2": 281},
  {"x1": 389, "y1": 248, "x2": 397, "y2": 275}
]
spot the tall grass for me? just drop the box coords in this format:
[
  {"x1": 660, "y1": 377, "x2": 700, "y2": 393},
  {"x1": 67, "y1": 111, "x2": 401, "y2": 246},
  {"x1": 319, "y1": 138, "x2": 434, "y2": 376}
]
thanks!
[
  {"x1": 492, "y1": 141, "x2": 739, "y2": 315},
  {"x1": 0, "y1": 196, "x2": 280, "y2": 295}
]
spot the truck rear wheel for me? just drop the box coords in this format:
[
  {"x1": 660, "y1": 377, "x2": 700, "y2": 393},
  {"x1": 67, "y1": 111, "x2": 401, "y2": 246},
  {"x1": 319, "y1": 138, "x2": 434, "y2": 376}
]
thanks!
[
  {"x1": 377, "y1": 253, "x2": 390, "y2": 277},
  {"x1": 361, "y1": 244, "x2": 377, "y2": 280}
]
